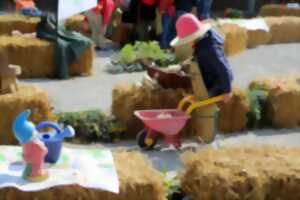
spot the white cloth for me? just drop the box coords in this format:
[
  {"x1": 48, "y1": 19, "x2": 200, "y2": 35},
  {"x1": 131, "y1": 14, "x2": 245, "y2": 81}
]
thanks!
[{"x1": 0, "y1": 146, "x2": 119, "y2": 193}]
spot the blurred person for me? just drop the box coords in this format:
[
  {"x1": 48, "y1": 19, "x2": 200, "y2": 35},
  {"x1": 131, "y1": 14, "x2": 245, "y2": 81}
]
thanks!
[
  {"x1": 83, "y1": 0, "x2": 116, "y2": 50},
  {"x1": 196, "y1": 0, "x2": 213, "y2": 20}
]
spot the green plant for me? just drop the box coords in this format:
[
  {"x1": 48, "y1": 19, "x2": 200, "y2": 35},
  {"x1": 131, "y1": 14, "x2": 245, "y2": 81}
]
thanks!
[
  {"x1": 57, "y1": 110, "x2": 127, "y2": 144},
  {"x1": 162, "y1": 170, "x2": 186, "y2": 200},
  {"x1": 116, "y1": 41, "x2": 176, "y2": 66},
  {"x1": 246, "y1": 89, "x2": 270, "y2": 129}
]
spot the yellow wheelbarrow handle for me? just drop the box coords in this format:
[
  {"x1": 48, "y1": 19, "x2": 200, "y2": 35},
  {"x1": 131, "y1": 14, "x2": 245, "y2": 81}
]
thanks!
[{"x1": 178, "y1": 95, "x2": 224, "y2": 115}]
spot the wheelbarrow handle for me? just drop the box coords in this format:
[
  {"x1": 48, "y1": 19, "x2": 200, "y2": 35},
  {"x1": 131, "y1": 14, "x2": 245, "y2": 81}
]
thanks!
[
  {"x1": 177, "y1": 95, "x2": 195, "y2": 111},
  {"x1": 182, "y1": 95, "x2": 224, "y2": 115}
]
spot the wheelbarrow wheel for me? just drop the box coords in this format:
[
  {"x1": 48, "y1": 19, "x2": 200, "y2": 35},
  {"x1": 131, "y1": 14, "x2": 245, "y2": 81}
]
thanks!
[{"x1": 137, "y1": 129, "x2": 157, "y2": 150}]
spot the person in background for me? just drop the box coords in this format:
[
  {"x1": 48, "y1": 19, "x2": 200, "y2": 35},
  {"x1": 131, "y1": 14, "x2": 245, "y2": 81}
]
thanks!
[
  {"x1": 83, "y1": 0, "x2": 116, "y2": 50},
  {"x1": 158, "y1": 0, "x2": 176, "y2": 49},
  {"x1": 161, "y1": 0, "x2": 196, "y2": 49},
  {"x1": 196, "y1": 0, "x2": 213, "y2": 20},
  {"x1": 136, "y1": 0, "x2": 158, "y2": 41},
  {"x1": 170, "y1": 13, "x2": 233, "y2": 102}
]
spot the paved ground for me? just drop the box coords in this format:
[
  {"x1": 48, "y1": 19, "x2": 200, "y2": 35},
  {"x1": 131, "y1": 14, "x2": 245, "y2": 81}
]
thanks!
[
  {"x1": 22, "y1": 43, "x2": 300, "y2": 174},
  {"x1": 22, "y1": 43, "x2": 300, "y2": 113}
]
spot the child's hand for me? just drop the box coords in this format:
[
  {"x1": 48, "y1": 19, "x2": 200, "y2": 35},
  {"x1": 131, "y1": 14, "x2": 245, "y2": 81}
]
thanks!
[{"x1": 223, "y1": 92, "x2": 232, "y2": 103}]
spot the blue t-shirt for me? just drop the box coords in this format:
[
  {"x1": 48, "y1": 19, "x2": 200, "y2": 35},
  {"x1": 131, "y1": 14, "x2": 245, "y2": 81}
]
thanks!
[{"x1": 194, "y1": 30, "x2": 233, "y2": 96}]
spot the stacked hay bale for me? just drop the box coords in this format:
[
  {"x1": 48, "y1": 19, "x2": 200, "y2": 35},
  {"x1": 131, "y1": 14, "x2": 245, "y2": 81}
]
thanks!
[
  {"x1": 0, "y1": 36, "x2": 93, "y2": 78},
  {"x1": 265, "y1": 17, "x2": 300, "y2": 44},
  {"x1": 246, "y1": 28, "x2": 271, "y2": 48},
  {"x1": 181, "y1": 146, "x2": 300, "y2": 200},
  {"x1": 112, "y1": 83, "x2": 249, "y2": 136},
  {"x1": 218, "y1": 23, "x2": 248, "y2": 56},
  {"x1": 249, "y1": 76, "x2": 300, "y2": 129},
  {"x1": 259, "y1": 4, "x2": 300, "y2": 17},
  {"x1": 218, "y1": 87, "x2": 249, "y2": 133},
  {"x1": 112, "y1": 83, "x2": 186, "y2": 136},
  {"x1": 0, "y1": 15, "x2": 39, "y2": 35},
  {"x1": 0, "y1": 151, "x2": 166, "y2": 200},
  {"x1": 0, "y1": 85, "x2": 55, "y2": 145},
  {"x1": 64, "y1": 15, "x2": 90, "y2": 36}
]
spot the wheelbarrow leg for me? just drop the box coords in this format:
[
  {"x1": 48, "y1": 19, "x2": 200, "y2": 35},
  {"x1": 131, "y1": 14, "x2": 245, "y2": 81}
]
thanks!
[{"x1": 164, "y1": 135, "x2": 181, "y2": 149}]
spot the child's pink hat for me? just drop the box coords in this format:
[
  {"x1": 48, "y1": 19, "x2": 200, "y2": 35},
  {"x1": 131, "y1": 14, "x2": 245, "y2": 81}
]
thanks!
[{"x1": 171, "y1": 14, "x2": 211, "y2": 47}]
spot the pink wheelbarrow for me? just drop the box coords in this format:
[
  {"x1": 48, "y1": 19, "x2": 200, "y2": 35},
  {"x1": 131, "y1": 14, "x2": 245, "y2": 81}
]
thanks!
[{"x1": 134, "y1": 95, "x2": 224, "y2": 150}]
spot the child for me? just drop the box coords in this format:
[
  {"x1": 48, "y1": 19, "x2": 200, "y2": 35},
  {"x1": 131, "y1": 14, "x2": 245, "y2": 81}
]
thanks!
[
  {"x1": 84, "y1": 0, "x2": 116, "y2": 50},
  {"x1": 170, "y1": 13, "x2": 233, "y2": 103}
]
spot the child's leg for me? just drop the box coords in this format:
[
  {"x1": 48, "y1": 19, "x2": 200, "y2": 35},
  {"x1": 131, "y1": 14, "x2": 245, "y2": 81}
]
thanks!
[
  {"x1": 95, "y1": 15, "x2": 107, "y2": 48},
  {"x1": 84, "y1": 10, "x2": 99, "y2": 46}
]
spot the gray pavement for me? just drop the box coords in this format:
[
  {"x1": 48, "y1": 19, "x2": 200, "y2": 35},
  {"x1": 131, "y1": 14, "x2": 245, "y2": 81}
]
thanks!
[
  {"x1": 21, "y1": 43, "x2": 300, "y2": 174},
  {"x1": 22, "y1": 43, "x2": 300, "y2": 113}
]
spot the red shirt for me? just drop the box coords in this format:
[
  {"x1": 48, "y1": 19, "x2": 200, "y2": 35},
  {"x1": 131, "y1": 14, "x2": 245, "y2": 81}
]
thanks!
[
  {"x1": 90, "y1": 0, "x2": 116, "y2": 27},
  {"x1": 158, "y1": 0, "x2": 175, "y2": 16}
]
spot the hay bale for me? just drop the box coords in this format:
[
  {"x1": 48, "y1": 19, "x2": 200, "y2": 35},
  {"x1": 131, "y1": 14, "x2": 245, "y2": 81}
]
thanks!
[
  {"x1": 0, "y1": 151, "x2": 166, "y2": 200},
  {"x1": 112, "y1": 83, "x2": 249, "y2": 136},
  {"x1": 0, "y1": 85, "x2": 55, "y2": 145},
  {"x1": 265, "y1": 17, "x2": 300, "y2": 44},
  {"x1": 181, "y1": 146, "x2": 300, "y2": 200},
  {"x1": 249, "y1": 76, "x2": 300, "y2": 128},
  {"x1": 218, "y1": 23, "x2": 248, "y2": 56},
  {"x1": 0, "y1": 15, "x2": 39, "y2": 35},
  {"x1": 0, "y1": 36, "x2": 93, "y2": 78},
  {"x1": 218, "y1": 86, "x2": 249, "y2": 133},
  {"x1": 247, "y1": 29, "x2": 271, "y2": 48},
  {"x1": 64, "y1": 15, "x2": 90, "y2": 36},
  {"x1": 112, "y1": 83, "x2": 186, "y2": 136},
  {"x1": 259, "y1": 4, "x2": 300, "y2": 17}
]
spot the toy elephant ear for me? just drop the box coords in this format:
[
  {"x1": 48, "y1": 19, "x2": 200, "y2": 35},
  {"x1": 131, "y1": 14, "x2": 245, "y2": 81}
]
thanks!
[{"x1": 13, "y1": 110, "x2": 36, "y2": 145}]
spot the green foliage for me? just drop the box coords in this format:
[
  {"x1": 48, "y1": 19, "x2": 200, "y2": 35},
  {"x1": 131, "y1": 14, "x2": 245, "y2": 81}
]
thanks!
[
  {"x1": 225, "y1": 8, "x2": 244, "y2": 18},
  {"x1": 116, "y1": 41, "x2": 176, "y2": 66},
  {"x1": 246, "y1": 89, "x2": 270, "y2": 129},
  {"x1": 117, "y1": 44, "x2": 136, "y2": 65},
  {"x1": 57, "y1": 110, "x2": 127, "y2": 144}
]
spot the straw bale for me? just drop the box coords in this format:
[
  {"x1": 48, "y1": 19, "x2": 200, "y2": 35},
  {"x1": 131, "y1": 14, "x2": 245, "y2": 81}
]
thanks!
[
  {"x1": 111, "y1": 83, "x2": 186, "y2": 136},
  {"x1": 218, "y1": 24, "x2": 248, "y2": 56},
  {"x1": 265, "y1": 17, "x2": 300, "y2": 44},
  {"x1": 181, "y1": 146, "x2": 300, "y2": 200},
  {"x1": 259, "y1": 4, "x2": 300, "y2": 17},
  {"x1": 218, "y1": 86, "x2": 249, "y2": 133},
  {"x1": 0, "y1": 36, "x2": 93, "y2": 78},
  {"x1": 0, "y1": 15, "x2": 39, "y2": 35},
  {"x1": 249, "y1": 76, "x2": 300, "y2": 128},
  {"x1": 112, "y1": 83, "x2": 249, "y2": 136},
  {"x1": 0, "y1": 151, "x2": 166, "y2": 200},
  {"x1": 64, "y1": 15, "x2": 90, "y2": 36},
  {"x1": 0, "y1": 85, "x2": 55, "y2": 145},
  {"x1": 247, "y1": 29, "x2": 271, "y2": 48}
]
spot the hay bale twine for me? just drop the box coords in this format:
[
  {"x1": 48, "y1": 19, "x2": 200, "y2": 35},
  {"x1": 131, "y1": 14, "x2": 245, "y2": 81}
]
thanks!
[
  {"x1": 0, "y1": 36, "x2": 93, "y2": 78},
  {"x1": 218, "y1": 86, "x2": 249, "y2": 133},
  {"x1": 218, "y1": 23, "x2": 248, "y2": 56},
  {"x1": 0, "y1": 15, "x2": 39, "y2": 35},
  {"x1": 181, "y1": 146, "x2": 300, "y2": 200},
  {"x1": 0, "y1": 151, "x2": 166, "y2": 200},
  {"x1": 265, "y1": 17, "x2": 300, "y2": 44},
  {"x1": 0, "y1": 85, "x2": 55, "y2": 145}
]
